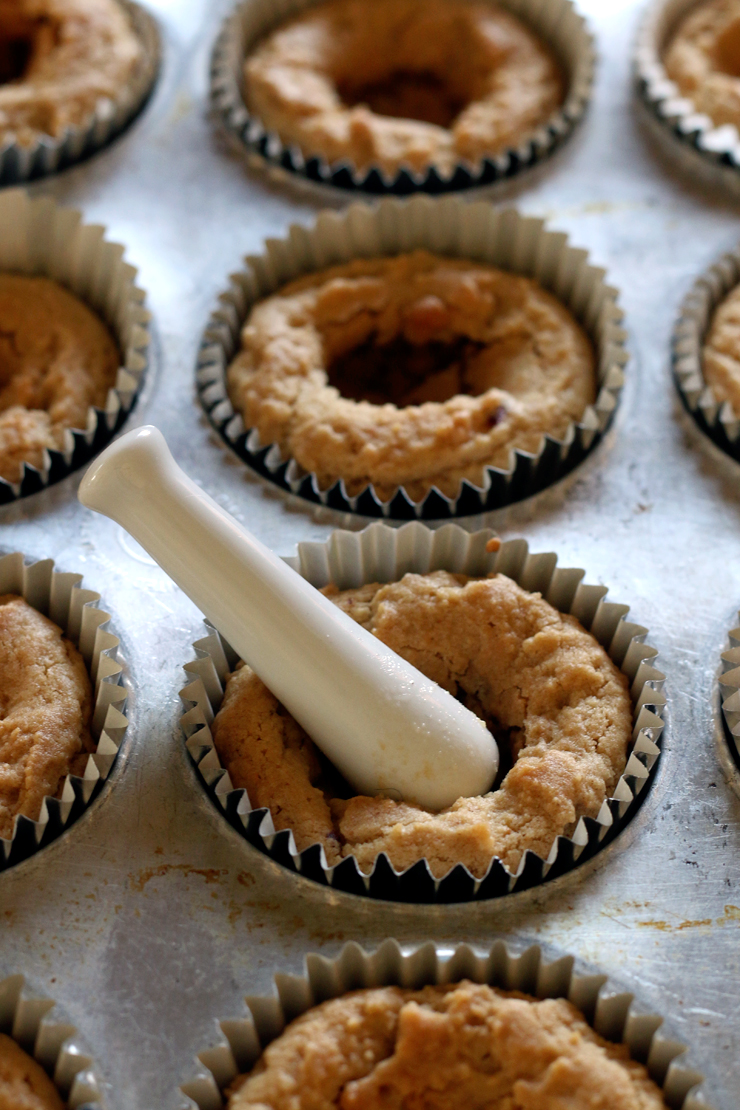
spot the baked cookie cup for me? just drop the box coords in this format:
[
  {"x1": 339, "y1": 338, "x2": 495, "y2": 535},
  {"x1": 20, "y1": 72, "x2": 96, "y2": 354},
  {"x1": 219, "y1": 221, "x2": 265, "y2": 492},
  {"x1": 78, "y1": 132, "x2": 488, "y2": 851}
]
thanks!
[
  {"x1": 181, "y1": 938, "x2": 709, "y2": 1110},
  {"x1": 0, "y1": 189, "x2": 150, "y2": 504},
  {"x1": 0, "y1": 552, "x2": 129, "y2": 871},
  {"x1": 0, "y1": 0, "x2": 160, "y2": 185},
  {"x1": 210, "y1": 0, "x2": 594, "y2": 196},
  {"x1": 634, "y1": 0, "x2": 740, "y2": 195},
  {"x1": 0, "y1": 970, "x2": 103, "y2": 1107},
  {"x1": 179, "y1": 522, "x2": 665, "y2": 904},
  {"x1": 198, "y1": 197, "x2": 626, "y2": 520},
  {"x1": 672, "y1": 244, "x2": 740, "y2": 459}
]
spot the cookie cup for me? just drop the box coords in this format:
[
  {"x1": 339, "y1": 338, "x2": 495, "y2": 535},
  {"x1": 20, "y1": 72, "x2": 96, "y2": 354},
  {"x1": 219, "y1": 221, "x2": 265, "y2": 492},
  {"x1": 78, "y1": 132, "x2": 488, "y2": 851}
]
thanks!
[
  {"x1": 0, "y1": 189, "x2": 151, "y2": 503},
  {"x1": 0, "y1": 0, "x2": 160, "y2": 185},
  {"x1": 0, "y1": 552, "x2": 129, "y2": 871},
  {"x1": 634, "y1": 0, "x2": 740, "y2": 196},
  {"x1": 0, "y1": 971, "x2": 103, "y2": 1107},
  {"x1": 179, "y1": 522, "x2": 664, "y2": 904},
  {"x1": 181, "y1": 938, "x2": 708, "y2": 1110},
  {"x1": 672, "y1": 245, "x2": 740, "y2": 458},
  {"x1": 210, "y1": 0, "x2": 594, "y2": 196},
  {"x1": 198, "y1": 196, "x2": 626, "y2": 520}
]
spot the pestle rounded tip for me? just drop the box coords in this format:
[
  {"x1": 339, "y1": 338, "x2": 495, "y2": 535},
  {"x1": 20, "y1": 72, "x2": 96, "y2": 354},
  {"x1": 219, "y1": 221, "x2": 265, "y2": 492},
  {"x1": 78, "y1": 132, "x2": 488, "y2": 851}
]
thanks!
[{"x1": 78, "y1": 426, "x2": 169, "y2": 515}]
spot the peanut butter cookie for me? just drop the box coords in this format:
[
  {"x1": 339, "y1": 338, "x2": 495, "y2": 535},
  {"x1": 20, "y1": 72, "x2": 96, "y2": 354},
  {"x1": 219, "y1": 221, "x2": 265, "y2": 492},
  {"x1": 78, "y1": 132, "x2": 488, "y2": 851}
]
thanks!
[
  {"x1": 228, "y1": 981, "x2": 667, "y2": 1110},
  {"x1": 0, "y1": 593, "x2": 93, "y2": 840},
  {"x1": 211, "y1": 570, "x2": 632, "y2": 878},
  {"x1": 226, "y1": 251, "x2": 595, "y2": 503},
  {"x1": 243, "y1": 0, "x2": 563, "y2": 177}
]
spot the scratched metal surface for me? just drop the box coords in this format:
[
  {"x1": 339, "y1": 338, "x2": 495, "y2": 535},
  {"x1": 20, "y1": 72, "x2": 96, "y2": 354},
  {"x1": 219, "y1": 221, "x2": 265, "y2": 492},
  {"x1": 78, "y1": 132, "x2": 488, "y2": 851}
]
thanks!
[{"x1": 0, "y1": 0, "x2": 739, "y2": 1106}]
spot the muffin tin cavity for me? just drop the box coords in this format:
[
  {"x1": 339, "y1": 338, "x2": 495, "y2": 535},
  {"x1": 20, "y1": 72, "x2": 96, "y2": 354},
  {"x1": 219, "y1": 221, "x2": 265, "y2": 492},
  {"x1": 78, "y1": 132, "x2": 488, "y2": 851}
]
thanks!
[
  {"x1": 181, "y1": 939, "x2": 708, "y2": 1110},
  {"x1": 0, "y1": 190, "x2": 151, "y2": 503},
  {"x1": 210, "y1": 0, "x2": 594, "y2": 195},
  {"x1": 0, "y1": 552, "x2": 129, "y2": 870},
  {"x1": 180, "y1": 522, "x2": 664, "y2": 904},
  {"x1": 635, "y1": 0, "x2": 740, "y2": 195},
  {"x1": 197, "y1": 196, "x2": 626, "y2": 520},
  {"x1": 671, "y1": 246, "x2": 740, "y2": 463},
  {"x1": 0, "y1": 0, "x2": 160, "y2": 185}
]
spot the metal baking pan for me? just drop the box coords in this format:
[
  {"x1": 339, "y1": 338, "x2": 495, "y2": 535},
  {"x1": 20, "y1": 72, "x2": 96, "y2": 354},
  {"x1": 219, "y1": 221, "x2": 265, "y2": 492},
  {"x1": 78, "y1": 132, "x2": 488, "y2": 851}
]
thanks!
[{"x1": 0, "y1": 0, "x2": 738, "y2": 1107}]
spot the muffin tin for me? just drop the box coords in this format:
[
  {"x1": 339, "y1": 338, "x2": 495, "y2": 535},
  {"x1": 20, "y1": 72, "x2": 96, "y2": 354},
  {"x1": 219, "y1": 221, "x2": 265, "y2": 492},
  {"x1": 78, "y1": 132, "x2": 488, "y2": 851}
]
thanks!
[{"x1": 1, "y1": 0, "x2": 739, "y2": 1107}]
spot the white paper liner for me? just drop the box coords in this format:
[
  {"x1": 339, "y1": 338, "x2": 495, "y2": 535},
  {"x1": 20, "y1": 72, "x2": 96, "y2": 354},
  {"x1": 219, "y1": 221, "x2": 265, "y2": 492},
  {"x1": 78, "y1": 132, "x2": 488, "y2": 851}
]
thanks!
[
  {"x1": 0, "y1": 189, "x2": 151, "y2": 503},
  {"x1": 672, "y1": 245, "x2": 740, "y2": 457},
  {"x1": 0, "y1": 972, "x2": 102, "y2": 1107},
  {"x1": 181, "y1": 938, "x2": 708, "y2": 1110},
  {"x1": 0, "y1": 552, "x2": 129, "y2": 869},
  {"x1": 719, "y1": 614, "x2": 740, "y2": 771},
  {"x1": 198, "y1": 196, "x2": 627, "y2": 520},
  {"x1": 0, "y1": 0, "x2": 160, "y2": 185},
  {"x1": 179, "y1": 522, "x2": 665, "y2": 903},
  {"x1": 634, "y1": 0, "x2": 740, "y2": 195},
  {"x1": 210, "y1": 0, "x2": 595, "y2": 195}
]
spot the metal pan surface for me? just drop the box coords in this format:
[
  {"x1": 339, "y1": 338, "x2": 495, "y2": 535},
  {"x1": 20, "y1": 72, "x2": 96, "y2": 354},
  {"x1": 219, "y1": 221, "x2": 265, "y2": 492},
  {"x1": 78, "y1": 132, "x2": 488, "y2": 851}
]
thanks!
[{"x1": 0, "y1": 1, "x2": 738, "y2": 1107}]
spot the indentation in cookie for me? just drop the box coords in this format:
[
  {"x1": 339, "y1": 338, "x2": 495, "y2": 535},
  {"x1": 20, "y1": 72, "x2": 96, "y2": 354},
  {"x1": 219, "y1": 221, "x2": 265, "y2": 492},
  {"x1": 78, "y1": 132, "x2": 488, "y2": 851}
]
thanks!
[
  {"x1": 337, "y1": 70, "x2": 469, "y2": 129},
  {"x1": 715, "y1": 16, "x2": 740, "y2": 76}
]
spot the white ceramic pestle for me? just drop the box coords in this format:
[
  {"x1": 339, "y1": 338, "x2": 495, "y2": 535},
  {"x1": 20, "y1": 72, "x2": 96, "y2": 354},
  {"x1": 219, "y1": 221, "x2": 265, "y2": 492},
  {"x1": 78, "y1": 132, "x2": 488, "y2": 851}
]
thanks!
[{"x1": 78, "y1": 427, "x2": 499, "y2": 810}]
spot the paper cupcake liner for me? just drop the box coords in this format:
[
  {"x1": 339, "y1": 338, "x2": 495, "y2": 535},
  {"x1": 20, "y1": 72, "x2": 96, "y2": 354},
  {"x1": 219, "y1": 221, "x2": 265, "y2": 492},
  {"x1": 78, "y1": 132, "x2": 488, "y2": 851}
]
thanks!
[
  {"x1": 0, "y1": 189, "x2": 151, "y2": 504},
  {"x1": 671, "y1": 246, "x2": 740, "y2": 458},
  {"x1": 634, "y1": 0, "x2": 740, "y2": 196},
  {"x1": 181, "y1": 938, "x2": 708, "y2": 1110},
  {"x1": 0, "y1": 971, "x2": 102, "y2": 1108},
  {"x1": 179, "y1": 521, "x2": 665, "y2": 904},
  {"x1": 0, "y1": 0, "x2": 160, "y2": 185},
  {"x1": 0, "y1": 551, "x2": 129, "y2": 871},
  {"x1": 210, "y1": 0, "x2": 594, "y2": 196},
  {"x1": 198, "y1": 196, "x2": 626, "y2": 521},
  {"x1": 718, "y1": 614, "x2": 740, "y2": 775}
]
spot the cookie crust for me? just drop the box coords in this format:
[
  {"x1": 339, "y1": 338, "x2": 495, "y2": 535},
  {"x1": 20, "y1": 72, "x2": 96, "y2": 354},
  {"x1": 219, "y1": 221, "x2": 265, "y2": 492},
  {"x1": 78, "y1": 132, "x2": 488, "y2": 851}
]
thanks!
[
  {"x1": 0, "y1": 274, "x2": 119, "y2": 485},
  {"x1": 664, "y1": 0, "x2": 740, "y2": 129},
  {"x1": 0, "y1": 1033, "x2": 64, "y2": 1110},
  {"x1": 226, "y1": 251, "x2": 595, "y2": 503},
  {"x1": 0, "y1": 0, "x2": 143, "y2": 146},
  {"x1": 227, "y1": 981, "x2": 667, "y2": 1110},
  {"x1": 243, "y1": 0, "x2": 563, "y2": 178},
  {"x1": 0, "y1": 594, "x2": 93, "y2": 841},
  {"x1": 211, "y1": 570, "x2": 632, "y2": 878}
]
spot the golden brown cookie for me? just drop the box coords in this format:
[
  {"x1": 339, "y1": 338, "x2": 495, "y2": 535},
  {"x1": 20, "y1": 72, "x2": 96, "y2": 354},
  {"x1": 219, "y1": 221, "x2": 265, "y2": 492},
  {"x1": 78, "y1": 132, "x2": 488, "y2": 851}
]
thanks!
[
  {"x1": 227, "y1": 981, "x2": 667, "y2": 1110},
  {"x1": 226, "y1": 250, "x2": 595, "y2": 503},
  {"x1": 0, "y1": 0, "x2": 143, "y2": 146},
  {"x1": 0, "y1": 1032, "x2": 64, "y2": 1110},
  {"x1": 702, "y1": 281, "x2": 740, "y2": 412},
  {"x1": 0, "y1": 274, "x2": 119, "y2": 485},
  {"x1": 0, "y1": 594, "x2": 93, "y2": 840},
  {"x1": 211, "y1": 570, "x2": 632, "y2": 878},
  {"x1": 243, "y1": 0, "x2": 563, "y2": 177},
  {"x1": 664, "y1": 0, "x2": 740, "y2": 129}
]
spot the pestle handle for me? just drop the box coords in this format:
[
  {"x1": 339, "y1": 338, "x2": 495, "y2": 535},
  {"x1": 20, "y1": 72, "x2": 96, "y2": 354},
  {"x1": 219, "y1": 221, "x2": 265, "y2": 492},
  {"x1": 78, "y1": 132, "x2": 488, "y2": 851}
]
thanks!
[{"x1": 78, "y1": 427, "x2": 498, "y2": 810}]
